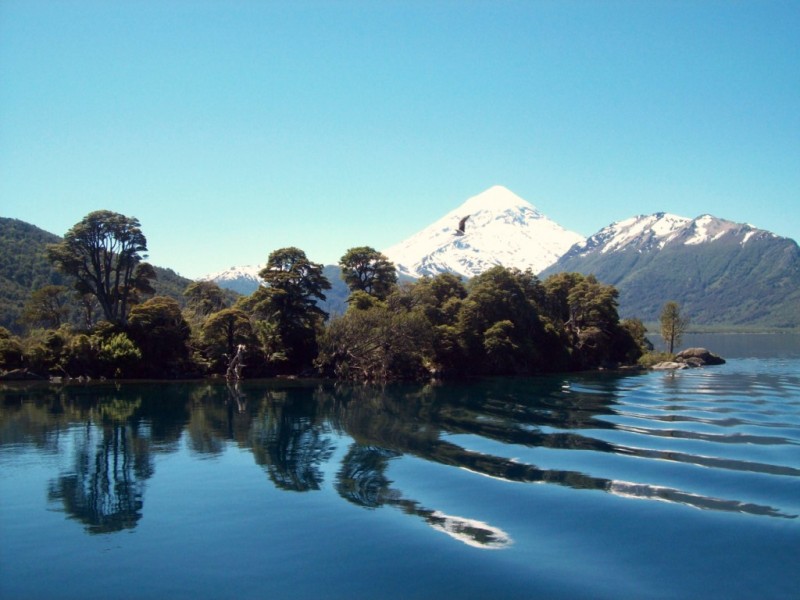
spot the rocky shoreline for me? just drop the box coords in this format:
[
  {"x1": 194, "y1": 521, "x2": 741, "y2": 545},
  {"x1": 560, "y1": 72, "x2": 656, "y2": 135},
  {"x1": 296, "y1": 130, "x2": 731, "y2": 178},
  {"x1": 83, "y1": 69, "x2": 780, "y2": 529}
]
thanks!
[{"x1": 651, "y1": 347, "x2": 726, "y2": 370}]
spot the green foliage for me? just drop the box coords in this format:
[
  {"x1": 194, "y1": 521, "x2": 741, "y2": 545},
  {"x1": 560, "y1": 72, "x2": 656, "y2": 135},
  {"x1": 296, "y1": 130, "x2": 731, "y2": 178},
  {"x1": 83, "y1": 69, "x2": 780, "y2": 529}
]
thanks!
[
  {"x1": 660, "y1": 300, "x2": 689, "y2": 354},
  {"x1": 201, "y1": 308, "x2": 256, "y2": 374},
  {"x1": 253, "y1": 320, "x2": 288, "y2": 367},
  {"x1": 19, "y1": 327, "x2": 69, "y2": 375},
  {"x1": 1, "y1": 214, "x2": 648, "y2": 380},
  {"x1": 411, "y1": 273, "x2": 467, "y2": 326},
  {"x1": 0, "y1": 218, "x2": 70, "y2": 333},
  {"x1": 63, "y1": 333, "x2": 95, "y2": 376},
  {"x1": 21, "y1": 285, "x2": 70, "y2": 329},
  {"x1": 339, "y1": 246, "x2": 398, "y2": 300},
  {"x1": 347, "y1": 290, "x2": 380, "y2": 310},
  {"x1": 1, "y1": 217, "x2": 194, "y2": 336},
  {"x1": 245, "y1": 247, "x2": 332, "y2": 372},
  {"x1": 540, "y1": 272, "x2": 641, "y2": 369},
  {"x1": 317, "y1": 303, "x2": 432, "y2": 381},
  {"x1": 318, "y1": 267, "x2": 639, "y2": 381},
  {"x1": 403, "y1": 274, "x2": 467, "y2": 375},
  {"x1": 637, "y1": 351, "x2": 675, "y2": 368},
  {"x1": 0, "y1": 327, "x2": 25, "y2": 370},
  {"x1": 127, "y1": 296, "x2": 192, "y2": 377},
  {"x1": 619, "y1": 318, "x2": 651, "y2": 361},
  {"x1": 47, "y1": 210, "x2": 154, "y2": 326},
  {"x1": 457, "y1": 267, "x2": 546, "y2": 375},
  {"x1": 183, "y1": 281, "x2": 229, "y2": 322},
  {"x1": 482, "y1": 320, "x2": 521, "y2": 373},
  {"x1": 97, "y1": 332, "x2": 142, "y2": 378},
  {"x1": 151, "y1": 266, "x2": 195, "y2": 308}
]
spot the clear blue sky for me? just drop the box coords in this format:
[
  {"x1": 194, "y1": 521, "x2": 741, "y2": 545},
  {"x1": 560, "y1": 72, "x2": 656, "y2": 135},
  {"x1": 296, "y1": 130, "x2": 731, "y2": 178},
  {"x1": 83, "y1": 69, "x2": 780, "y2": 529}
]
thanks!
[{"x1": 2, "y1": 1, "x2": 798, "y2": 279}]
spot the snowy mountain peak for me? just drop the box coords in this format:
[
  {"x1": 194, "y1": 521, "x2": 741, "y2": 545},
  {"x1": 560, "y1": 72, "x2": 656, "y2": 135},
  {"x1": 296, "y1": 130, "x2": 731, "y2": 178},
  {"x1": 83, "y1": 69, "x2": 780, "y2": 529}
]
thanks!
[
  {"x1": 383, "y1": 186, "x2": 584, "y2": 279},
  {"x1": 576, "y1": 213, "x2": 691, "y2": 255},
  {"x1": 569, "y1": 212, "x2": 776, "y2": 259},
  {"x1": 200, "y1": 264, "x2": 264, "y2": 295},
  {"x1": 203, "y1": 264, "x2": 263, "y2": 281},
  {"x1": 459, "y1": 185, "x2": 538, "y2": 214}
]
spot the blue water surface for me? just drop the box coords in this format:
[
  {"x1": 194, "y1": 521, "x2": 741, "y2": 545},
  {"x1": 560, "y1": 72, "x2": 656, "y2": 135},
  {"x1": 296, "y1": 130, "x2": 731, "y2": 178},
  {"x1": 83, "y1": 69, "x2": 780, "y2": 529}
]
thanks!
[{"x1": 1, "y1": 337, "x2": 799, "y2": 599}]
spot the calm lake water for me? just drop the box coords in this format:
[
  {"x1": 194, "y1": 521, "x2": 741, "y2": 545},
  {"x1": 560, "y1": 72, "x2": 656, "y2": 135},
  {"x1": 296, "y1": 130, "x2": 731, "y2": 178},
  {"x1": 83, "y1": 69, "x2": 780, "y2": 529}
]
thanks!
[{"x1": 2, "y1": 334, "x2": 799, "y2": 599}]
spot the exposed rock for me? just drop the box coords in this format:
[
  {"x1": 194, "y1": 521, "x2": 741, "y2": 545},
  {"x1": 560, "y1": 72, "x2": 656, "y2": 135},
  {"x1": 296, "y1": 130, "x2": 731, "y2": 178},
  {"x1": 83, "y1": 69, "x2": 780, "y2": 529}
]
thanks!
[
  {"x1": 675, "y1": 347, "x2": 726, "y2": 366},
  {"x1": 651, "y1": 361, "x2": 689, "y2": 370},
  {"x1": 680, "y1": 357, "x2": 706, "y2": 368}
]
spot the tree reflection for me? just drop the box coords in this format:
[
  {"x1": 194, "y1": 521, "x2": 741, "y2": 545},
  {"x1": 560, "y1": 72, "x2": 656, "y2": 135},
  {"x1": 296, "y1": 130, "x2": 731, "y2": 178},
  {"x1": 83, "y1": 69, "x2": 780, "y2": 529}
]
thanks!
[
  {"x1": 0, "y1": 384, "x2": 186, "y2": 535},
  {"x1": 48, "y1": 421, "x2": 150, "y2": 534},
  {"x1": 249, "y1": 390, "x2": 335, "y2": 492},
  {"x1": 336, "y1": 444, "x2": 400, "y2": 507},
  {"x1": 3, "y1": 373, "x2": 795, "y2": 543},
  {"x1": 336, "y1": 442, "x2": 512, "y2": 549},
  {"x1": 41, "y1": 390, "x2": 157, "y2": 535},
  {"x1": 325, "y1": 379, "x2": 796, "y2": 520}
]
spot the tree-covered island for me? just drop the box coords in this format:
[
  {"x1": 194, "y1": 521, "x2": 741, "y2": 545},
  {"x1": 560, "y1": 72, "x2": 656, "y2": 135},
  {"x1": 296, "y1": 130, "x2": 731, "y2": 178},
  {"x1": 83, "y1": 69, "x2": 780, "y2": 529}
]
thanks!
[{"x1": 1, "y1": 211, "x2": 656, "y2": 382}]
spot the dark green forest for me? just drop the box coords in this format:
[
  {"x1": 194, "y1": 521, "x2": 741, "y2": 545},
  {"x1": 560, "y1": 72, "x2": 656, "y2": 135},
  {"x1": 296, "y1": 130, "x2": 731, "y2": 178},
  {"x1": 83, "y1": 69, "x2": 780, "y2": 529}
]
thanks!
[{"x1": 1, "y1": 214, "x2": 648, "y2": 381}]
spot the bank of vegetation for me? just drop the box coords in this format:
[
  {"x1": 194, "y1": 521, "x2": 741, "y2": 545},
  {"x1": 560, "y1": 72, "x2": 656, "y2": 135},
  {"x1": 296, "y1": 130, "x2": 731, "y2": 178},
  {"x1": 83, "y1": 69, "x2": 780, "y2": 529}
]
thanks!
[{"x1": 1, "y1": 211, "x2": 655, "y2": 382}]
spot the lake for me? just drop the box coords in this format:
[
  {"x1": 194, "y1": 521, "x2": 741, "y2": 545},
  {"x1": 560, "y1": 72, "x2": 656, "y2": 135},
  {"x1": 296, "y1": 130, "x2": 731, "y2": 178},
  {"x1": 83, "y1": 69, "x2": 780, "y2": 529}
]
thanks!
[{"x1": 2, "y1": 334, "x2": 799, "y2": 599}]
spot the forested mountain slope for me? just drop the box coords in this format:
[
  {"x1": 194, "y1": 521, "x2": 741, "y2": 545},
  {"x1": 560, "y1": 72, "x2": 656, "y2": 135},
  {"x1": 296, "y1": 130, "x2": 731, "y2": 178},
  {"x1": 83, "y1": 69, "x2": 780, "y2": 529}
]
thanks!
[
  {"x1": 542, "y1": 214, "x2": 800, "y2": 328},
  {"x1": 0, "y1": 217, "x2": 193, "y2": 332}
]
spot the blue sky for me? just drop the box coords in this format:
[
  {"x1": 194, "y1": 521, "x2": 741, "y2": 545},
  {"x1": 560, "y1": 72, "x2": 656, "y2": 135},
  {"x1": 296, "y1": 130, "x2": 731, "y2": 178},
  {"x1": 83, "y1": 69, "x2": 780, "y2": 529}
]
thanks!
[{"x1": 1, "y1": 1, "x2": 798, "y2": 279}]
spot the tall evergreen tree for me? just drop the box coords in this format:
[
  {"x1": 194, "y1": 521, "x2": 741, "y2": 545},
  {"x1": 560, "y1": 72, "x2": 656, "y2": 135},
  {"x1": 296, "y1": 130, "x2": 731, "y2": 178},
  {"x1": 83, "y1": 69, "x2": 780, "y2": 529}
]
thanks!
[
  {"x1": 47, "y1": 211, "x2": 155, "y2": 325},
  {"x1": 245, "y1": 247, "x2": 331, "y2": 372},
  {"x1": 339, "y1": 246, "x2": 397, "y2": 300}
]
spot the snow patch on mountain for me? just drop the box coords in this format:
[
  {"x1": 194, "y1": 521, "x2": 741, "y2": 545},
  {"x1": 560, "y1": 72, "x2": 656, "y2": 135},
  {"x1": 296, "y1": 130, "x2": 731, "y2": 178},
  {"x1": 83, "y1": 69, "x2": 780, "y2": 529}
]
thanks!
[
  {"x1": 383, "y1": 185, "x2": 584, "y2": 279},
  {"x1": 567, "y1": 212, "x2": 783, "y2": 261},
  {"x1": 685, "y1": 215, "x2": 733, "y2": 245},
  {"x1": 573, "y1": 213, "x2": 690, "y2": 256},
  {"x1": 201, "y1": 264, "x2": 264, "y2": 295},
  {"x1": 204, "y1": 264, "x2": 263, "y2": 281}
]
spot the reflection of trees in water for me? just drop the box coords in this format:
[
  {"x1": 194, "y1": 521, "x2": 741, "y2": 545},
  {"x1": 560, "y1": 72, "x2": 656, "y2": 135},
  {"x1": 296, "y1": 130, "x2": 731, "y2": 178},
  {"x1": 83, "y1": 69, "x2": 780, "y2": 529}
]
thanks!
[
  {"x1": 5, "y1": 375, "x2": 795, "y2": 541},
  {"x1": 48, "y1": 418, "x2": 153, "y2": 534},
  {"x1": 325, "y1": 379, "x2": 796, "y2": 519},
  {"x1": 0, "y1": 383, "x2": 192, "y2": 535},
  {"x1": 336, "y1": 442, "x2": 512, "y2": 549},
  {"x1": 249, "y1": 390, "x2": 335, "y2": 492},
  {"x1": 45, "y1": 382, "x2": 197, "y2": 533},
  {"x1": 183, "y1": 383, "x2": 338, "y2": 493},
  {"x1": 184, "y1": 384, "x2": 233, "y2": 456},
  {"x1": 336, "y1": 444, "x2": 400, "y2": 507}
]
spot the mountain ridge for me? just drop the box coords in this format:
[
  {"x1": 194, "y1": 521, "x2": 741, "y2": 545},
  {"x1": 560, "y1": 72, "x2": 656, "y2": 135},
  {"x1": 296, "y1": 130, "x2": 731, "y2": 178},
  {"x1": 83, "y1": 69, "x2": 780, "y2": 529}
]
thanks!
[
  {"x1": 542, "y1": 213, "x2": 800, "y2": 328},
  {"x1": 5, "y1": 187, "x2": 798, "y2": 330},
  {"x1": 204, "y1": 188, "x2": 799, "y2": 328}
]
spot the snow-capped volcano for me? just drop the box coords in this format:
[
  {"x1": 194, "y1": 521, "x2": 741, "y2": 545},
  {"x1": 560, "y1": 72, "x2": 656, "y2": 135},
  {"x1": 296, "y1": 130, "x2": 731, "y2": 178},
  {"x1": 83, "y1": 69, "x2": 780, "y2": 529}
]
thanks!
[
  {"x1": 383, "y1": 185, "x2": 584, "y2": 278},
  {"x1": 201, "y1": 264, "x2": 264, "y2": 295}
]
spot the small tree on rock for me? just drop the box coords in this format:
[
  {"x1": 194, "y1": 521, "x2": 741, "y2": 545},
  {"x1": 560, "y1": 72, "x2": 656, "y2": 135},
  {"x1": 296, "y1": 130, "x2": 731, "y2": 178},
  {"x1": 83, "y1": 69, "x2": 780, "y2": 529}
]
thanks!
[{"x1": 660, "y1": 301, "x2": 689, "y2": 354}]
